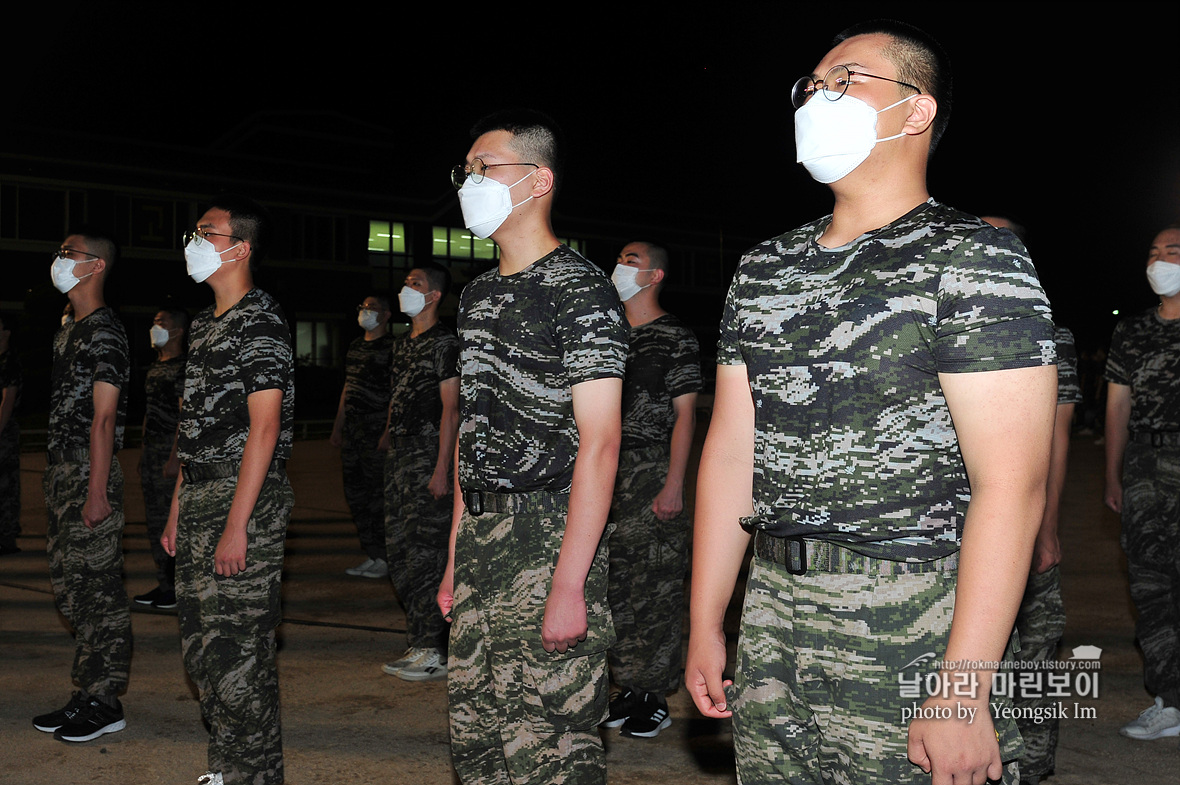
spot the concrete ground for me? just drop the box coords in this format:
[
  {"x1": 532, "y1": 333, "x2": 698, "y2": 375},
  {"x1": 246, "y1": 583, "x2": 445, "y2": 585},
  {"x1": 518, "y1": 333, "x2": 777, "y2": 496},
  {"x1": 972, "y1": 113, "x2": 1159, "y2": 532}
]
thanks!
[{"x1": 1, "y1": 434, "x2": 1177, "y2": 784}]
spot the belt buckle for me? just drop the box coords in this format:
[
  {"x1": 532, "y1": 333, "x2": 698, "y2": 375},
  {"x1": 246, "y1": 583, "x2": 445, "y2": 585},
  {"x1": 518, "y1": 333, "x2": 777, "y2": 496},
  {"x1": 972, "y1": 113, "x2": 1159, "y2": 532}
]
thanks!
[
  {"x1": 465, "y1": 490, "x2": 484, "y2": 516},
  {"x1": 786, "y1": 537, "x2": 807, "y2": 575},
  {"x1": 1152, "y1": 432, "x2": 1165, "y2": 448}
]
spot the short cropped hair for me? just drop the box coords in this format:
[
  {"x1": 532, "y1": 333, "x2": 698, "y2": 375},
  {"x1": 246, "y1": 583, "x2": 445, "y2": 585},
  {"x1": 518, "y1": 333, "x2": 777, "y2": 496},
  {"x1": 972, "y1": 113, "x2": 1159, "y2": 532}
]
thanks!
[
  {"x1": 365, "y1": 294, "x2": 391, "y2": 313},
  {"x1": 68, "y1": 225, "x2": 119, "y2": 271},
  {"x1": 159, "y1": 305, "x2": 190, "y2": 332},
  {"x1": 834, "y1": 19, "x2": 952, "y2": 152},
  {"x1": 470, "y1": 109, "x2": 564, "y2": 194},
  {"x1": 207, "y1": 193, "x2": 273, "y2": 265},
  {"x1": 415, "y1": 262, "x2": 451, "y2": 300}
]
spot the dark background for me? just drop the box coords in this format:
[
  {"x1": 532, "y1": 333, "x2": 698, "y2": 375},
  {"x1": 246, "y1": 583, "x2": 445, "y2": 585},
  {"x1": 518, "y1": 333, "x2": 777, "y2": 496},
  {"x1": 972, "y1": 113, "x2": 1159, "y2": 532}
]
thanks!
[{"x1": 6, "y1": 1, "x2": 1179, "y2": 358}]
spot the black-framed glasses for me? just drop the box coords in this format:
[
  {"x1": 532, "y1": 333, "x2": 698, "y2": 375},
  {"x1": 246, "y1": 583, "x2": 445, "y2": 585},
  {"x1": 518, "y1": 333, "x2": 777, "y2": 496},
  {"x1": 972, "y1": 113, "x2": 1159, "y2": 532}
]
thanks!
[
  {"x1": 52, "y1": 247, "x2": 101, "y2": 263},
  {"x1": 791, "y1": 65, "x2": 920, "y2": 109},
  {"x1": 182, "y1": 228, "x2": 243, "y2": 247},
  {"x1": 450, "y1": 158, "x2": 538, "y2": 189}
]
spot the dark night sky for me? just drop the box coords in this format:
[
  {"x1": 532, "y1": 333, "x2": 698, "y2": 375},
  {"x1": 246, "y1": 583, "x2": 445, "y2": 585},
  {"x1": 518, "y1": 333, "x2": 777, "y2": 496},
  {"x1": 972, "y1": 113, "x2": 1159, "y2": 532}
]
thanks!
[{"x1": 7, "y1": 2, "x2": 1180, "y2": 350}]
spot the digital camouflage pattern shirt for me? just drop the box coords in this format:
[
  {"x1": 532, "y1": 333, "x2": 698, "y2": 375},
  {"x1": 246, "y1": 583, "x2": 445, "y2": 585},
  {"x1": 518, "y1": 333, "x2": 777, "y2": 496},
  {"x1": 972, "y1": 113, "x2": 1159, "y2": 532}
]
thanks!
[
  {"x1": 1105, "y1": 307, "x2": 1180, "y2": 433},
  {"x1": 387, "y1": 324, "x2": 459, "y2": 438},
  {"x1": 457, "y1": 245, "x2": 628, "y2": 492},
  {"x1": 143, "y1": 355, "x2": 186, "y2": 441},
  {"x1": 620, "y1": 314, "x2": 702, "y2": 451},
  {"x1": 343, "y1": 333, "x2": 393, "y2": 419},
  {"x1": 49, "y1": 306, "x2": 129, "y2": 454},
  {"x1": 178, "y1": 288, "x2": 294, "y2": 465},
  {"x1": 718, "y1": 200, "x2": 1056, "y2": 559}
]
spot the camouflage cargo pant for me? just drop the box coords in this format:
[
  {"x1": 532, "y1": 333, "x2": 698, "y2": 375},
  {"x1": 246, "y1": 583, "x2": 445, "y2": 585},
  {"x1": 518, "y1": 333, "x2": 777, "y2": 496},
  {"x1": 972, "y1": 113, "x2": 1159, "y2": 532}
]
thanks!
[
  {"x1": 448, "y1": 507, "x2": 613, "y2": 785},
  {"x1": 384, "y1": 435, "x2": 452, "y2": 650},
  {"x1": 0, "y1": 423, "x2": 19, "y2": 549},
  {"x1": 43, "y1": 457, "x2": 131, "y2": 697},
  {"x1": 1013, "y1": 564, "x2": 1065, "y2": 779},
  {"x1": 607, "y1": 446, "x2": 689, "y2": 693},
  {"x1": 730, "y1": 551, "x2": 1022, "y2": 785},
  {"x1": 176, "y1": 468, "x2": 293, "y2": 785},
  {"x1": 1120, "y1": 442, "x2": 1180, "y2": 708},
  {"x1": 343, "y1": 411, "x2": 388, "y2": 561},
  {"x1": 140, "y1": 435, "x2": 177, "y2": 588}
]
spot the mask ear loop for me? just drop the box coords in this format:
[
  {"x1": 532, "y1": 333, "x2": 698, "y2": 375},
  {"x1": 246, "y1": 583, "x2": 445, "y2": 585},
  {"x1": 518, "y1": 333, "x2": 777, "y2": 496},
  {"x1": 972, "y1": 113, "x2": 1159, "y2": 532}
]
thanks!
[{"x1": 875, "y1": 94, "x2": 920, "y2": 143}]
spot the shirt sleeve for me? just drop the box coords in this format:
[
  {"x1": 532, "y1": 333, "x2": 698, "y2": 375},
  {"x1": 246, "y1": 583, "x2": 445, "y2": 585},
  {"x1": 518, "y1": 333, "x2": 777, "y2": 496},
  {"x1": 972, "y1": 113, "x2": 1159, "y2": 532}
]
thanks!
[
  {"x1": 92, "y1": 320, "x2": 130, "y2": 391},
  {"x1": 241, "y1": 310, "x2": 293, "y2": 397},
  {"x1": 1054, "y1": 326, "x2": 1082, "y2": 405},
  {"x1": 554, "y1": 270, "x2": 628, "y2": 386}
]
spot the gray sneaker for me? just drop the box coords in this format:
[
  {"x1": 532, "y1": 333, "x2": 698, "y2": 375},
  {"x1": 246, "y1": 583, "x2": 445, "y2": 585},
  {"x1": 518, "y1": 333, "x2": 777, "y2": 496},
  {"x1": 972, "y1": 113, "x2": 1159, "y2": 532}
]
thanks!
[
  {"x1": 382, "y1": 647, "x2": 424, "y2": 676},
  {"x1": 197, "y1": 773, "x2": 224, "y2": 785},
  {"x1": 1120, "y1": 697, "x2": 1180, "y2": 740},
  {"x1": 397, "y1": 648, "x2": 447, "y2": 682},
  {"x1": 345, "y1": 558, "x2": 376, "y2": 577}
]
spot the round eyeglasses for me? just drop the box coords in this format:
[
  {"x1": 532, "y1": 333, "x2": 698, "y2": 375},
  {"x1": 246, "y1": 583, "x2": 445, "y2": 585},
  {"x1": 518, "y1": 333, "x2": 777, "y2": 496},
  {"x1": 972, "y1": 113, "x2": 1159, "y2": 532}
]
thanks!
[
  {"x1": 182, "y1": 228, "x2": 243, "y2": 247},
  {"x1": 791, "y1": 65, "x2": 920, "y2": 109},
  {"x1": 450, "y1": 158, "x2": 538, "y2": 190}
]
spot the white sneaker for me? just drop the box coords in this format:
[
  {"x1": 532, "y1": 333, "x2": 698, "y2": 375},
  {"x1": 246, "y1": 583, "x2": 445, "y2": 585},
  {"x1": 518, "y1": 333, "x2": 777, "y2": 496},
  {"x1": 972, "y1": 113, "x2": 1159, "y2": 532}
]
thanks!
[
  {"x1": 345, "y1": 558, "x2": 375, "y2": 576},
  {"x1": 397, "y1": 648, "x2": 447, "y2": 682},
  {"x1": 357, "y1": 558, "x2": 389, "y2": 579},
  {"x1": 382, "y1": 648, "x2": 424, "y2": 676},
  {"x1": 1120, "y1": 697, "x2": 1180, "y2": 740},
  {"x1": 197, "y1": 773, "x2": 223, "y2": 785}
]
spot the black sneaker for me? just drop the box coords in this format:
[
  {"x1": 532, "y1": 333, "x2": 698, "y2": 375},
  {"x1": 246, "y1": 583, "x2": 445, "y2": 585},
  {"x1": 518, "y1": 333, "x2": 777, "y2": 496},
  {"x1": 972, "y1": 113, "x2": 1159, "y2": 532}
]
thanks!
[
  {"x1": 133, "y1": 586, "x2": 164, "y2": 606},
  {"x1": 601, "y1": 688, "x2": 638, "y2": 728},
  {"x1": 53, "y1": 697, "x2": 126, "y2": 742},
  {"x1": 620, "y1": 692, "x2": 671, "y2": 738},
  {"x1": 33, "y1": 692, "x2": 89, "y2": 732},
  {"x1": 153, "y1": 589, "x2": 177, "y2": 609}
]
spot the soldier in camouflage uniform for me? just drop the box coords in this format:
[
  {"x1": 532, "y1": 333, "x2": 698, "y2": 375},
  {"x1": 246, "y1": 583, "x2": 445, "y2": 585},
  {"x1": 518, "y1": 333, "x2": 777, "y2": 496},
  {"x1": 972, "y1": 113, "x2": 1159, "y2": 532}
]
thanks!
[
  {"x1": 686, "y1": 22, "x2": 1058, "y2": 785},
  {"x1": 33, "y1": 228, "x2": 132, "y2": 743},
  {"x1": 330, "y1": 294, "x2": 393, "y2": 579},
  {"x1": 133, "y1": 307, "x2": 187, "y2": 609},
  {"x1": 0, "y1": 313, "x2": 21, "y2": 555},
  {"x1": 1104, "y1": 225, "x2": 1180, "y2": 742},
  {"x1": 438, "y1": 110, "x2": 628, "y2": 785},
  {"x1": 162, "y1": 195, "x2": 294, "y2": 785},
  {"x1": 378, "y1": 264, "x2": 459, "y2": 682},
  {"x1": 601, "y1": 242, "x2": 701, "y2": 738}
]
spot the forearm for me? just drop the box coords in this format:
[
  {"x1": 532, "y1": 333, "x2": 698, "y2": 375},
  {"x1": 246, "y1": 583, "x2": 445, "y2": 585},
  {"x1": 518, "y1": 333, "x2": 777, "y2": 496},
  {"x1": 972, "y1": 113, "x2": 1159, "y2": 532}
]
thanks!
[
  {"x1": 88, "y1": 409, "x2": 116, "y2": 498},
  {"x1": 1104, "y1": 405, "x2": 1130, "y2": 485},
  {"x1": 690, "y1": 444, "x2": 753, "y2": 634},
  {"x1": 553, "y1": 433, "x2": 618, "y2": 592},
  {"x1": 1, "y1": 387, "x2": 18, "y2": 433},
  {"x1": 226, "y1": 416, "x2": 280, "y2": 533},
  {"x1": 663, "y1": 403, "x2": 696, "y2": 493},
  {"x1": 435, "y1": 390, "x2": 460, "y2": 478},
  {"x1": 1039, "y1": 403, "x2": 1074, "y2": 540}
]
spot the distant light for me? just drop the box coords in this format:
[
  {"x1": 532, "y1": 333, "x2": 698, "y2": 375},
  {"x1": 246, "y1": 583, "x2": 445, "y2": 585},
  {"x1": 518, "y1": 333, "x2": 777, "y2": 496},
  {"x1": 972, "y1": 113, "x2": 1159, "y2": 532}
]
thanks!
[{"x1": 1112, "y1": 309, "x2": 1120, "y2": 316}]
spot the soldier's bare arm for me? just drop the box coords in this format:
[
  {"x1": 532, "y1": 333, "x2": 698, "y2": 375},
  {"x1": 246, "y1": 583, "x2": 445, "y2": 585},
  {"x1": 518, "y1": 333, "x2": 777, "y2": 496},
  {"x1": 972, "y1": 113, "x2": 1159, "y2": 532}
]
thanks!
[
  {"x1": 686, "y1": 363, "x2": 754, "y2": 719},
  {"x1": 429, "y1": 377, "x2": 459, "y2": 499},
  {"x1": 1104, "y1": 382, "x2": 1131, "y2": 513},
  {"x1": 214, "y1": 388, "x2": 282, "y2": 577},
  {"x1": 652, "y1": 391, "x2": 697, "y2": 520},
  {"x1": 908, "y1": 364, "x2": 1055, "y2": 785},
  {"x1": 1033, "y1": 400, "x2": 1075, "y2": 573},
  {"x1": 438, "y1": 447, "x2": 463, "y2": 622},
  {"x1": 82, "y1": 381, "x2": 120, "y2": 528},
  {"x1": 541, "y1": 376, "x2": 622, "y2": 654}
]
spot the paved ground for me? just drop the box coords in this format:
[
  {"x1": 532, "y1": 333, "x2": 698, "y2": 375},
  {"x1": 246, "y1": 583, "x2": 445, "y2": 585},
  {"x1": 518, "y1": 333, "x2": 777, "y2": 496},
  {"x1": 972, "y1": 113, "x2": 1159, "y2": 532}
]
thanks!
[{"x1": 1, "y1": 433, "x2": 1177, "y2": 784}]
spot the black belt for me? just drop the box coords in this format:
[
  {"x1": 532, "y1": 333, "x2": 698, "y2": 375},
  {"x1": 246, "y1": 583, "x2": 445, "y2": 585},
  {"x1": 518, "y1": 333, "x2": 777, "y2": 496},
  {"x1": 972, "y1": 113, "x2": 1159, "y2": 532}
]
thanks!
[
  {"x1": 47, "y1": 448, "x2": 89, "y2": 465},
  {"x1": 462, "y1": 489, "x2": 569, "y2": 516},
  {"x1": 753, "y1": 531, "x2": 958, "y2": 576},
  {"x1": 1130, "y1": 431, "x2": 1180, "y2": 448},
  {"x1": 183, "y1": 459, "x2": 286, "y2": 484}
]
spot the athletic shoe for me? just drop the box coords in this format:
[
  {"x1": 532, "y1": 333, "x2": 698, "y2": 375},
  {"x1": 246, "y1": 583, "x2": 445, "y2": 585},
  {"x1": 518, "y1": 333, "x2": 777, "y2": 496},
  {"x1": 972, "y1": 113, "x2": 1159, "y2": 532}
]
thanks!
[
  {"x1": 345, "y1": 558, "x2": 376, "y2": 576},
  {"x1": 134, "y1": 585, "x2": 164, "y2": 605},
  {"x1": 601, "y1": 688, "x2": 638, "y2": 728},
  {"x1": 33, "y1": 692, "x2": 89, "y2": 732},
  {"x1": 357, "y1": 558, "x2": 389, "y2": 579},
  {"x1": 396, "y1": 648, "x2": 447, "y2": 682},
  {"x1": 382, "y1": 647, "x2": 425, "y2": 676},
  {"x1": 1120, "y1": 697, "x2": 1180, "y2": 740},
  {"x1": 197, "y1": 773, "x2": 224, "y2": 785},
  {"x1": 620, "y1": 692, "x2": 672, "y2": 738},
  {"x1": 53, "y1": 697, "x2": 126, "y2": 742},
  {"x1": 153, "y1": 589, "x2": 178, "y2": 609}
]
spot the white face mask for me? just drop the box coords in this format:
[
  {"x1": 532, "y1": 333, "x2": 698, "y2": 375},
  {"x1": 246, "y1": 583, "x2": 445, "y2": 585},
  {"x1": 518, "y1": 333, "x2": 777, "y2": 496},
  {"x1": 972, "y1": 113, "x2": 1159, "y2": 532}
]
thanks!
[
  {"x1": 184, "y1": 236, "x2": 241, "y2": 283},
  {"x1": 50, "y1": 254, "x2": 96, "y2": 293},
  {"x1": 611, "y1": 265, "x2": 653, "y2": 302},
  {"x1": 398, "y1": 286, "x2": 427, "y2": 317},
  {"x1": 456, "y1": 170, "x2": 536, "y2": 239},
  {"x1": 149, "y1": 325, "x2": 172, "y2": 349},
  {"x1": 358, "y1": 309, "x2": 380, "y2": 331},
  {"x1": 1147, "y1": 261, "x2": 1180, "y2": 298},
  {"x1": 794, "y1": 90, "x2": 917, "y2": 183}
]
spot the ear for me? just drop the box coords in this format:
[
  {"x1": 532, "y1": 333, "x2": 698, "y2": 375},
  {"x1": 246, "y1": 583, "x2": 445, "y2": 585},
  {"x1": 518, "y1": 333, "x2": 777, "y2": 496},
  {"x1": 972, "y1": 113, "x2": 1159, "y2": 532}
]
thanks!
[
  {"x1": 233, "y1": 241, "x2": 253, "y2": 264},
  {"x1": 649, "y1": 267, "x2": 666, "y2": 286},
  {"x1": 904, "y1": 95, "x2": 937, "y2": 136},
  {"x1": 530, "y1": 166, "x2": 556, "y2": 199}
]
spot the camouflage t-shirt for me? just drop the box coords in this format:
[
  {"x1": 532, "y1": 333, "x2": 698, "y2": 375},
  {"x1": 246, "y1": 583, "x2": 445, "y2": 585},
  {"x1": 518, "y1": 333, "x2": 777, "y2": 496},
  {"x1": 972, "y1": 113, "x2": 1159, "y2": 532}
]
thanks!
[
  {"x1": 0, "y1": 350, "x2": 21, "y2": 440},
  {"x1": 48, "y1": 306, "x2": 130, "y2": 453},
  {"x1": 620, "y1": 314, "x2": 702, "y2": 451},
  {"x1": 1054, "y1": 325, "x2": 1082, "y2": 406},
  {"x1": 178, "y1": 288, "x2": 295, "y2": 464},
  {"x1": 1105, "y1": 307, "x2": 1180, "y2": 432},
  {"x1": 717, "y1": 200, "x2": 1056, "y2": 559},
  {"x1": 387, "y1": 323, "x2": 459, "y2": 437},
  {"x1": 143, "y1": 355, "x2": 186, "y2": 440},
  {"x1": 457, "y1": 245, "x2": 629, "y2": 492},
  {"x1": 343, "y1": 333, "x2": 393, "y2": 419}
]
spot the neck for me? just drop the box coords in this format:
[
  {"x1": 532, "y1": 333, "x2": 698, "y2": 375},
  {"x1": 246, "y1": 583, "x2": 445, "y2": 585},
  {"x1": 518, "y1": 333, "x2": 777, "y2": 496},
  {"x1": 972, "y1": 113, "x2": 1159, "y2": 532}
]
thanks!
[
  {"x1": 1159, "y1": 295, "x2": 1180, "y2": 320},
  {"x1": 210, "y1": 269, "x2": 254, "y2": 317},
  {"x1": 68, "y1": 286, "x2": 105, "y2": 321},
  {"x1": 364, "y1": 324, "x2": 389, "y2": 341},
  {"x1": 623, "y1": 293, "x2": 666, "y2": 327},
  {"x1": 494, "y1": 217, "x2": 561, "y2": 276},
  {"x1": 156, "y1": 343, "x2": 183, "y2": 361},
  {"x1": 410, "y1": 309, "x2": 440, "y2": 338},
  {"x1": 820, "y1": 157, "x2": 929, "y2": 249}
]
